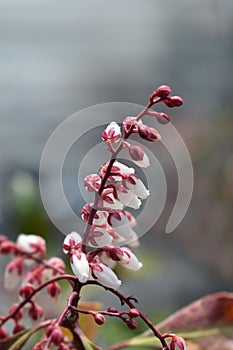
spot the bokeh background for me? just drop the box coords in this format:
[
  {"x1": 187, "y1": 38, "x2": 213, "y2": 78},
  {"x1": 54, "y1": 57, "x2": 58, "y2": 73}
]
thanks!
[{"x1": 0, "y1": 0, "x2": 233, "y2": 346}]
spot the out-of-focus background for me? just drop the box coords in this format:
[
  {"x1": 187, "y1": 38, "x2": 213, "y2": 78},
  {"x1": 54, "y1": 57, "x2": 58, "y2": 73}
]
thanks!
[{"x1": 0, "y1": 0, "x2": 233, "y2": 342}]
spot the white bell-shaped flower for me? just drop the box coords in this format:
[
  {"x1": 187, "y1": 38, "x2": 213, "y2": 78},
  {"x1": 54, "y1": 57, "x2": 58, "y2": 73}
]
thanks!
[
  {"x1": 93, "y1": 263, "x2": 121, "y2": 289},
  {"x1": 109, "y1": 212, "x2": 136, "y2": 240},
  {"x1": 125, "y1": 177, "x2": 149, "y2": 199},
  {"x1": 70, "y1": 253, "x2": 89, "y2": 283},
  {"x1": 118, "y1": 248, "x2": 143, "y2": 271},
  {"x1": 88, "y1": 227, "x2": 112, "y2": 248}
]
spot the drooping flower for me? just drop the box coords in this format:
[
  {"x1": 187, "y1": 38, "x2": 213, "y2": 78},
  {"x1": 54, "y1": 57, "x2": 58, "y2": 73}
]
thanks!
[
  {"x1": 123, "y1": 175, "x2": 149, "y2": 199},
  {"x1": 4, "y1": 259, "x2": 23, "y2": 290},
  {"x1": 108, "y1": 211, "x2": 136, "y2": 241},
  {"x1": 88, "y1": 226, "x2": 112, "y2": 247},
  {"x1": 117, "y1": 247, "x2": 142, "y2": 271},
  {"x1": 91, "y1": 262, "x2": 121, "y2": 290},
  {"x1": 70, "y1": 253, "x2": 90, "y2": 283}
]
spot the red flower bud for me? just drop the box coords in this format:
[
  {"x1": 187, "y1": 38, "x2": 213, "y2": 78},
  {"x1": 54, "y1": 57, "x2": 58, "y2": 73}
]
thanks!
[
  {"x1": 28, "y1": 303, "x2": 44, "y2": 322},
  {"x1": 128, "y1": 308, "x2": 140, "y2": 318},
  {"x1": 9, "y1": 303, "x2": 24, "y2": 321},
  {"x1": 19, "y1": 284, "x2": 35, "y2": 299},
  {"x1": 0, "y1": 327, "x2": 9, "y2": 340},
  {"x1": 13, "y1": 323, "x2": 26, "y2": 334},
  {"x1": 126, "y1": 318, "x2": 138, "y2": 329},
  {"x1": 170, "y1": 96, "x2": 184, "y2": 107},
  {"x1": 138, "y1": 125, "x2": 161, "y2": 142},
  {"x1": 50, "y1": 327, "x2": 64, "y2": 346},
  {"x1": 155, "y1": 85, "x2": 171, "y2": 99},
  {"x1": 94, "y1": 313, "x2": 105, "y2": 325},
  {"x1": 47, "y1": 282, "x2": 61, "y2": 303}
]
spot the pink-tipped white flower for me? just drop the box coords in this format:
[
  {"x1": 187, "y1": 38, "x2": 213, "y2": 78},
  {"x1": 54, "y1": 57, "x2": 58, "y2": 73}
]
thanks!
[
  {"x1": 63, "y1": 231, "x2": 82, "y2": 254},
  {"x1": 81, "y1": 204, "x2": 107, "y2": 226},
  {"x1": 116, "y1": 184, "x2": 134, "y2": 207},
  {"x1": 102, "y1": 122, "x2": 121, "y2": 143},
  {"x1": 92, "y1": 263, "x2": 121, "y2": 289},
  {"x1": 100, "y1": 251, "x2": 117, "y2": 269},
  {"x1": 124, "y1": 175, "x2": 149, "y2": 199},
  {"x1": 17, "y1": 234, "x2": 46, "y2": 255},
  {"x1": 118, "y1": 247, "x2": 142, "y2": 271},
  {"x1": 101, "y1": 161, "x2": 135, "y2": 181},
  {"x1": 70, "y1": 253, "x2": 89, "y2": 283},
  {"x1": 102, "y1": 191, "x2": 124, "y2": 210},
  {"x1": 88, "y1": 227, "x2": 112, "y2": 247},
  {"x1": 109, "y1": 212, "x2": 136, "y2": 240}
]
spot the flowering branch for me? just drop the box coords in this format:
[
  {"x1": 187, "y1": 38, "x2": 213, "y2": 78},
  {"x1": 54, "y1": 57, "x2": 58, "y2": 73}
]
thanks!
[{"x1": 0, "y1": 85, "x2": 186, "y2": 350}]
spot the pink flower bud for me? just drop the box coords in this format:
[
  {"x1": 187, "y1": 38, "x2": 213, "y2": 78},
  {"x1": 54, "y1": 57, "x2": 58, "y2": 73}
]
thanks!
[
  {"x1": 50, "y1": 327, "x2": 64, "y2": 346},
  {"x1": 9, "y1": 303, "x2": 24, "y2": 321},
  {"x1": 165, "y1": 334, "x2": 187, "y2": 350},
  {"x1": 129, "y1": 145, "x2": 144, "y2": 162},
  {"x1": 28, "y1": 303, "x2": 44, "y2": 322},
  {"x1": 94, "y1": 313, "x2": 106, "y2": 325},
  {"x1": 13, "y1": 323, "x2": 26, "y2": 334},
  {"x1": 128, "y1": 308, "x2": 140, "y2": 318},
  {"x1": 47, "y1": 282, "x2": 61, "y2": 304},
  {"x1": 152, "y1": 85, "x2": 171, "y2": 100},
  {"x1": 102, "y1": 121, "x2": 121, "y2": 143},
  {"x1": 70, "y1": 253, "x2": 90, "y2": 283},
  {"x1": 170, "y1": 96, "x2": 184, "y2": 107},
  {"x1": 45, "y1": 324, "x2": 54, "y2": 337},
  {"x1": 19, "y1": 283, "x2": 35, "y2": 299},
  {"x1": 138, "y1": 125, "x2": 161, "y2": 142},
  {"x1": 129, "y1": 145, "x2": 150, "y2": 168},
  {"x1": 126, "y1": 318, "x2": 138, "y2": 329},
  {"x1": 0, "y1": 241, "x2": 15, "y2": 255},
  {"x1": 156, "y1": 113, "x2": 170, "y2": 124},
  {"x1": 0, "y1": 327, "x2": 9, "y2": 340},
  {"x1": 123, "y1": 116, "x2": 141, "y2": 133},
  {"x1": 32, "y1": 342, "x2": 45, "y2": 350}
]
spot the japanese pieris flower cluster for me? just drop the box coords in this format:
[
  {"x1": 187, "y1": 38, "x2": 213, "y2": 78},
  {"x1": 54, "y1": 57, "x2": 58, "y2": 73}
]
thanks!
[{"x1": 62, "y1": 115, "x2": 162, "y2": 290}]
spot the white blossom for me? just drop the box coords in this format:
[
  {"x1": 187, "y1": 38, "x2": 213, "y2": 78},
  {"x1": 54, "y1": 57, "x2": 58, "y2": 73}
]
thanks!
[
  {"x1": 71, "y1": 253, "x2": 89, "y2": 283},
  {"x1": 93, "y1": 263, "x2": 121, "y2": 289}
]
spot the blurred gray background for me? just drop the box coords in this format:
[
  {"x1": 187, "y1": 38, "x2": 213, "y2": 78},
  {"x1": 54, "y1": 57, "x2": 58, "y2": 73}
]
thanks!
[{"x1": 0, "y1": 0, "x2": 233, "y2": 311}]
